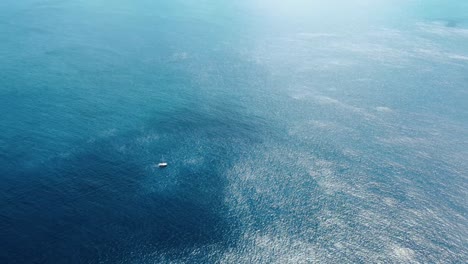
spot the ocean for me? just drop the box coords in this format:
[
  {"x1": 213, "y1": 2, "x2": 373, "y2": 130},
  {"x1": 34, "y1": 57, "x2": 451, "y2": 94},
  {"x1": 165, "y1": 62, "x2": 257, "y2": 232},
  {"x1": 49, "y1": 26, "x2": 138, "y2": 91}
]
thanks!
[{"x1": 0, "y1": 0, "x2": 467, "y2": 263}]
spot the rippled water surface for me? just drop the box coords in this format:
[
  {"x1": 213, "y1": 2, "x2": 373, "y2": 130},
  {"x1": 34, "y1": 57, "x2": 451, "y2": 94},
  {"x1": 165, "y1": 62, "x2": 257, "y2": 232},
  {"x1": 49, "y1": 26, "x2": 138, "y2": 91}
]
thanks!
[{"x1": 1, "y1": 0, "x2": 467, "y2": 263}]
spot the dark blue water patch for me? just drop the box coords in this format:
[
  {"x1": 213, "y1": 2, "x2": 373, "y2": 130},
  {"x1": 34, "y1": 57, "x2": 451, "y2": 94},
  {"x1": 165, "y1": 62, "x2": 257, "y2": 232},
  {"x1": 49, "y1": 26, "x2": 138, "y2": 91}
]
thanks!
[
  {"x1": 0, "y1": 155, "x2": 220, "y2": 262},
  {"x1": 0, "y1": 106, "x2": 265, "y2": 263}
]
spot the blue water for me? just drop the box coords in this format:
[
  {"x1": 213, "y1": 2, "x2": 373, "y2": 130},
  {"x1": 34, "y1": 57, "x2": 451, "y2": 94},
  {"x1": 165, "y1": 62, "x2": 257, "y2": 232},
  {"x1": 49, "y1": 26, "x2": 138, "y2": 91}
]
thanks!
[{"x1": 1, "y1": 0, "x2": 467, "y2": 263}]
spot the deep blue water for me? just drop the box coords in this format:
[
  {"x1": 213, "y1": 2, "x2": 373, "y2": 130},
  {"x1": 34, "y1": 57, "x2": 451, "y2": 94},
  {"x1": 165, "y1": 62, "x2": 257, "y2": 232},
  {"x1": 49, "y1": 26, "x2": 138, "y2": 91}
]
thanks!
[{"x1": 1, "y1": 0, "x2": 467, "y2": 263}]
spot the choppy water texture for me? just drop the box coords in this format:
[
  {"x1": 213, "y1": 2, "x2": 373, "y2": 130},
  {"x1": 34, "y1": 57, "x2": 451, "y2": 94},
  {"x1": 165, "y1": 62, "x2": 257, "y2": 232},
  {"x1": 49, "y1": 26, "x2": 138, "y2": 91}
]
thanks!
[{"x1": 1, "y1": 0, "x2": 467, "y2": 263}]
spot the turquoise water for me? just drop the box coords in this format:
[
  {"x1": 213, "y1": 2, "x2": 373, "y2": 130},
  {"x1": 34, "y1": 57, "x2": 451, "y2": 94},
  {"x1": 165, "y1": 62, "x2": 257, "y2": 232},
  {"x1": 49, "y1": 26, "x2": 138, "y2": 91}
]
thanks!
[{"x1": 1, "y1": 0, "x2": 467, "y2": 263}]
